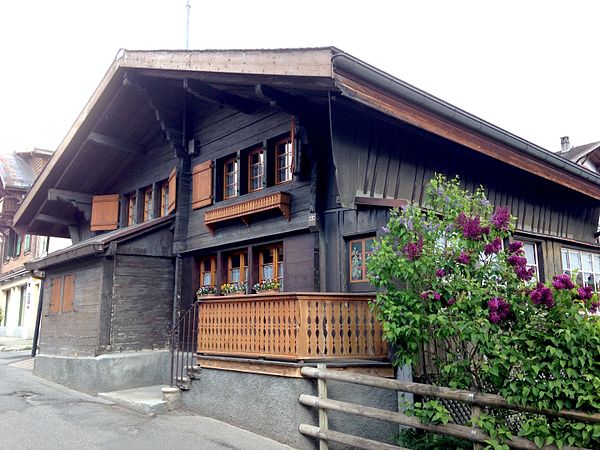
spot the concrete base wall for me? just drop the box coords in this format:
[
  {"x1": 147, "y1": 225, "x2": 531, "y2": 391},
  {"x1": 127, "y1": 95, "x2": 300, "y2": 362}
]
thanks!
[
  {"x1": 33, "y1": 350, "x2": 170, "y2": 394},
  {"x1": 182, "y1": 368, "x2": 398, "y2": 450}
]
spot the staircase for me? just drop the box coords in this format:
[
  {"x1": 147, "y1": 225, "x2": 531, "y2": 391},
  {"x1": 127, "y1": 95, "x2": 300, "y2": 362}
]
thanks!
[{"x1": 169, "y1": 300, "x2": 201, "y2": 390}]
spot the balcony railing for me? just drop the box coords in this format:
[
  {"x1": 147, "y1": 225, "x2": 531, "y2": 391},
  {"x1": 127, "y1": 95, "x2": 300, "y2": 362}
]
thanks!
[{"x1": 197, "y1": 293, "x2": 387, "y2": 361}]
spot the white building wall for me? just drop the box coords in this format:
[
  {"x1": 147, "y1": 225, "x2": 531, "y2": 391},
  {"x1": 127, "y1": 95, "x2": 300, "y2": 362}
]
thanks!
[{"x1": 0, "y1": 278, "x2": 40, "y2": 338}]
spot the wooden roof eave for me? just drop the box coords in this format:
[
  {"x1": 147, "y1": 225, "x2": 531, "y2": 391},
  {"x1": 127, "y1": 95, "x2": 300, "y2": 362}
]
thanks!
[{"x1": 331, "y1": 56, "x2": 600, "y2": 202}]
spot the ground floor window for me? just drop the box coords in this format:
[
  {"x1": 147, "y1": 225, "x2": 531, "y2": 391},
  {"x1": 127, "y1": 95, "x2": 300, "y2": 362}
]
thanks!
[
  {"x1": 258, "y1": 244, "x2": 284, "y2": 289},
  {"x1": 522, "y1": 241, "x2": 540, "y2": 282},
  {"x1": 227, "y1": 251, "x2": 248, "y2": 284},
  {"x1": 561, "y1": 247, "x2": 600, "y2": 289},
  {"x1": 199, "y1": 256, "x2": 216, "y2": 288},
  {"x1": 349, "y1": 236, "x2": 375, "y2": 283}
]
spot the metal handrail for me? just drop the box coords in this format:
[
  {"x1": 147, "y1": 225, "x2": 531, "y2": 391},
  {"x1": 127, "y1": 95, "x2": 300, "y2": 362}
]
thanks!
[{"x1": 169, "y1": 300, "x2": 200, "y2": 389}]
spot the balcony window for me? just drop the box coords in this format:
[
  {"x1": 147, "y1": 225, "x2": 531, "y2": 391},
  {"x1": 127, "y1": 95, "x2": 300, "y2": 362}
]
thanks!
[
  {"x1": 275, "y1": 136, "x2": 293, "y2": 184},
  {"x1": 227, "y1": 251, "x2": 248, "y2": 284},
  {"x1": 199, "y1": 256, "x2": 216, "y2": 288},
  {"x1": 259, "y1": 244, "x2": 284, "y2": 289},
  {"x1": 224, "y1": 157, "x2": 239, "y2": 199}
]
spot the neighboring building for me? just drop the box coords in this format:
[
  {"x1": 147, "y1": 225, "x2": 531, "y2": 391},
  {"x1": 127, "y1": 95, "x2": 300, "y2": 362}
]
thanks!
[
  {"x1": 0, "y1": 149, "x2": 70, "y2": 338},
  {"x1": 559, "y1": 136, "x2": 600, "y2": 174},
  {"x1": 12, "y1": 49, "x2": 600, "y2": 448}
]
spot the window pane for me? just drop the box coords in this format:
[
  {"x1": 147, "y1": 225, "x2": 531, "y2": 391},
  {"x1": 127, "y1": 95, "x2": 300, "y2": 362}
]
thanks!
[
  {"x1": 583, "y1": 253, "x2": 593, "y2": 272},
  {"x1": 262, "y1": 264, "x2": 274, "y2": 280},
  {"x1": 350, "y1": 241, "x2": 363, "y2": 281},
  {"x1": 594, "y1": 255, "x2": 600, "y2": 273},
  {"x1": 570, "y1": 251, "x2": 581, "y2": 270},
  {"x1": 523, "y1": 243, "x2": 536, "y2": 265},
  {"x1": 202, "y1": 273, "x2": 212, "y2": 286},
  {"x1": 231, "y1": 268, "x2": 240, "y2": 283},
  {"x1": 561, "y1": 249, "x2": 569, "y2": 271},
  {"x1": 583, "y1": 272, "x2": 594, "y2": 287}
]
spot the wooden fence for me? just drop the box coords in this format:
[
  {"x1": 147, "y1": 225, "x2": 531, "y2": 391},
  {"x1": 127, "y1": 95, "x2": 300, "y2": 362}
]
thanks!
[
  {"x1": 197, "y1": 293, "x2": 387, "y2": 361},
  {"x1": 299, "y1": 364, "x2": 600, "y2": 450}
]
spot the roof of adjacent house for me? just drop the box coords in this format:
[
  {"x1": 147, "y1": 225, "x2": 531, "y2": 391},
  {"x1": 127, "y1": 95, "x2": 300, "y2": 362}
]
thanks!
[
  {"x1": 561, "y1": 141, "x2": 600, "y2": 165},
  {"x1": 0, "y1": 152, "x2": 36, "y2": 191},
  {"x1": 12, "y1": 47, "x2": 600, "y2": 236}
]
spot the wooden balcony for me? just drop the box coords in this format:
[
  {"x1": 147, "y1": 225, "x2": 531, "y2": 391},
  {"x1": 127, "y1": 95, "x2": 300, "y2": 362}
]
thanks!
[
  {"x1": 204, "y1": 191, "x2": 291, "y2": 234},
  {"x1": 197, "y1": 293, "x2": 387, "y2": 361}
]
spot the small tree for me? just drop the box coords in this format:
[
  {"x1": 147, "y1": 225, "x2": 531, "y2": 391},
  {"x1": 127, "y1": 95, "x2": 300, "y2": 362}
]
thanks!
[{"x1": 368, "y1": 174, "x2": 600, "y2": 448}]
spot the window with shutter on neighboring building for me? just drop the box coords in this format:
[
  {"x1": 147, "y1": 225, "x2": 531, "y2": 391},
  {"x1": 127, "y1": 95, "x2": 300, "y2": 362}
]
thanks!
[
  {"x1": 192, "y1": 160, "x2": 213, "y2": 209},
  {"x1": 23, "y1": 234, "x2": 31, "y2": 253},
  {"x1": 90, "y1": 194, "x2": 120, "y2": 231}
]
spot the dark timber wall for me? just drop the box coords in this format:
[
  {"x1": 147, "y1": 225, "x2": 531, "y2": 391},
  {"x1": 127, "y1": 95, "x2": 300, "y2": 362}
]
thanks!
[
  {"x1": 40, "y1": 259, "x2": 104, "y2": 356},
  {"x1": 323, "y1": 98, "x2": 600, "y2": 292},
  {"x1": 110, "y1": 255, "x2": 174, "y2": 351}
]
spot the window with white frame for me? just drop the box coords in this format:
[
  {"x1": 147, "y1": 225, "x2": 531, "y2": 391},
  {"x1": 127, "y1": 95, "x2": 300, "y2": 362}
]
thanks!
[
  {"x1": 522, "y1": 242, "x2": 539, "y2": 282},
  {"x1": 561, "y1": 248, "x2": 600, "y2": 290}
]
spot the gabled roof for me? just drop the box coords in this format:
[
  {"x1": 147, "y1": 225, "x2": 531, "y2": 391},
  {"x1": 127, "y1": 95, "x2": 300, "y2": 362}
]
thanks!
[
  {"x1": 0, "y1": 152, "x2": 36, "y2": 191},
  {"x1": 561, "y1": 141, "x2": 600, "y2": 164},
  {"x1": 13, "y1": 48, "x2": 600, "y2": 237}
]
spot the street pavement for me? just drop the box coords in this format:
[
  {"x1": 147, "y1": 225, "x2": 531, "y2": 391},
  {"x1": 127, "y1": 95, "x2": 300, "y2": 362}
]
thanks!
[
  {"x1": 0, "y1": 335, "x2": 32, "y2": 352},
  {"x1": 0, "y1": 351, "x2": 294, "y2": 450}
]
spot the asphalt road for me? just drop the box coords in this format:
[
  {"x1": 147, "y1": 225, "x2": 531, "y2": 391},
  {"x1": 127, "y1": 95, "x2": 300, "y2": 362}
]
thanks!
[{"x1": 0, "y1": 351, "x2": 293, "y2": 450}]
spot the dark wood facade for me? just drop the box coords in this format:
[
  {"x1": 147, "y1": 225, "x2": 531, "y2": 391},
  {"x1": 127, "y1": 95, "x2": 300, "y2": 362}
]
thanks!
[{"x1": 18, "y1": 48, "x2": 600, "y2": 358}]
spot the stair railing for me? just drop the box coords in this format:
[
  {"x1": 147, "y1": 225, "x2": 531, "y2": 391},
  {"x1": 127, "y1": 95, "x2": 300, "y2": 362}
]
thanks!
[{"x1": 169, "y1": 300, "x2": 201, "y2": 389}]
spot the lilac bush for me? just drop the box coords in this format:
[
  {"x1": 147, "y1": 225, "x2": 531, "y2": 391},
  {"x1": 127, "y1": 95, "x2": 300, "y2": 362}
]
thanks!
[{"x1": 367, "y1": 174, "x2": 600, "y2": 448}]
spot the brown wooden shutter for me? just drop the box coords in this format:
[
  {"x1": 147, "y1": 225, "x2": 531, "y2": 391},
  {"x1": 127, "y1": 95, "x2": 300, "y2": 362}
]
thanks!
[
  {"x1": 91, "y1": 194, "x2": 120, "y2": 231},
  {"x1": 192, "y1": 160, "x2": 213, "y2": 209},
  {"x1": 50, "y1": 277, "x2": 62, "y2": 314},
  {"x1": 168, "y1": 167, "x2": 177, "y2": 214},
  {"x1": 62, "y1": 274, "x2": 76, "y2": 313}
]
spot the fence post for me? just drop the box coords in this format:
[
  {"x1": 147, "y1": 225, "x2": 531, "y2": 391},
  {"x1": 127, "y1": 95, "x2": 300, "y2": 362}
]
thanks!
[
  {"x1": 317, "y1": 363, "x2": 329, "y2": 450},
  {"x1": 471, "y1": 404, "x2": 482, "y2": 450}
]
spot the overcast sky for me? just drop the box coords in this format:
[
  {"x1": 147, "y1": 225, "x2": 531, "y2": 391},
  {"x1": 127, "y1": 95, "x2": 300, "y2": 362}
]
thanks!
[{"x1": 0, "y1": 1, "x2": 598, "y2": 154}]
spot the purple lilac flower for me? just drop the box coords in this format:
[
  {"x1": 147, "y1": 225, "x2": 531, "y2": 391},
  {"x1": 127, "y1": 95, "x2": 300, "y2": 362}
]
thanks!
[
  {"x1": 421, "y1": 290, "x2": 442, "y2": 301},
  {"x1": 381, "y1": 226, "x2": 390, "y2": 234},
  {"x1": 508, "y1": 241, "x2": 524, "y2": 254},
  {"x1": 552, "y1": 274, "x2": 575, "y2": 290},
  {"x1": 508, "y1": 255, "x2": 527, "y2": 267},
  {"x1": 488, "y1": 296, "x2": 511, "y2": 323},
  {"x1": 436, "y1": 269, "x2": 446, "y2": 278},
  {"x1": 590, "y1": 302, "x2": 599, "y2": 314},
  {"x1": 515, "y1": 266, "x2": 535, "y2": 281},
  {"x1": 491, "y1": 206, "x2": 511, "y2": 231},
  {"x1": 484, "y1": 237, "x2": 503, "y2": 255},
  {"x1": 445, "y1": 224, "x2": 454, "y2": 233},
  {"x1": 529, "y1": 283, "x2": 555, "y2": 308},
  {"x1": 457, "y1": 251, "x2": 470, "y2": 264},
  {"x1": 446, "y1": 298, "x2": 456, "y2": 306},
  {"x1": 403, "y1": 237, "x2": 423, "y2": 261},
  {"x1": 577, "y1": 286, "x2": 593, "y2": 300}
]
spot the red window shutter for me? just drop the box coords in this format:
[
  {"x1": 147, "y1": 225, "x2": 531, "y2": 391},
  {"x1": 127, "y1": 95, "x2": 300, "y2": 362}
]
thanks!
[
  {"x1": 50, "y1": 277, "x2": 62, "y2": 314},
  {"x1": 90, "y1": 194, "x2": 120, "y2": 231},
  {"x1": 168, "y1": 168, "x2": 177, "y2": 214},
  {"x1": 62, "y1": 274, "x2": 76, "y2": 312},
  {"x1": 192, "y1": 160, "x2": 213, "y2": 209}
]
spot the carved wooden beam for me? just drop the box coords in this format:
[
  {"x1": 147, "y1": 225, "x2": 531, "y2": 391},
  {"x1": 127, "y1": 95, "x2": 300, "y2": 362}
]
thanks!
[
  {"x1": 184, "y1": 79, "x2": 262, "y2": 114},
  {"x1": 37, "y1": 214, "x2": 77, "y2": 226},
  {"x1": 47, "y1": 188, "x2": 92, "y2": 221},
  {"x1": 254, "y1": 84, "x2": 312, "y2": 116},
  {"x1": 123, "y1": 71, "x2": 185, "y2": 157},
  {"x1": 87, "y1": 132, "x2": 146, "y2": 155}
]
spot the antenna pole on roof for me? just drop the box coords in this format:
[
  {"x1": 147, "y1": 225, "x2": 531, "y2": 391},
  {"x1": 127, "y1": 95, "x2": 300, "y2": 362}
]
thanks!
[{"x1": 185, "y1": 0, "x2": 191, "y2": 49}]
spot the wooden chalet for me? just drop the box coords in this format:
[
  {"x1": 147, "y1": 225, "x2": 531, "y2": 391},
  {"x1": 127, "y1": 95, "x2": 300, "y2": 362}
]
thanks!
[{"x1": 13, "y1": 48, "x2": 600, "y2": 448}]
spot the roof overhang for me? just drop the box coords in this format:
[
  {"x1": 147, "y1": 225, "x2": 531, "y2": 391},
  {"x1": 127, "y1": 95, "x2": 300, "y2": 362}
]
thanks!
[{"x1": 13, "y1": 48, "x2": 600, "y2": 237}]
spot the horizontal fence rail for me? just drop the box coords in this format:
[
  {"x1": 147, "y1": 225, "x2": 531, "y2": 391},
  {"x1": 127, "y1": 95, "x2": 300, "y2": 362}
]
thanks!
[
  {"x1": 300, "y1": 365, "x2": 595, "y2": 450},
  {"x1": 197, "y1": 293, "x2": 387, "y2": 361}
]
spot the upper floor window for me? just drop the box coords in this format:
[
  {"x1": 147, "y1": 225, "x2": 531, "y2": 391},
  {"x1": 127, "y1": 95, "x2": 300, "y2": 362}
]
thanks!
[
  {"x1": 227, "y1": 251, "x2": 247, "y2": 284},
  {"x1": 275, "y1": 136, "x2": 293, "y2": 184},
  {"x1": 143, "y1": 186, "x2": 153, "y2": 221},
  {"x1": 349, "y1": 236, "x2": 375, "y2": 283},
  {"x1": 126, "y1": 192, "x2": 137, "y2": 226},
  {"x1": 259, "y1": 244, "x2": 284, "y2": 288},
  {"x1": 224, "y1": 157, "x2": 239, "y2": 199},
  {"x1": 23, "y1": 234, "x2": 31, "y2": 254},
  {"x1": 199, "y1": 256, "x2": 216, "y2": 288},
  {"x1": 159, "y1": 179, "x2": 169, "y2": 217},
  {"x1": 561, "y1": 248, "x2": 600, "y2": 290},
  {"x1": 248, "y1": 147, "x2": 265, "y2": 192},
  {"x1": 3, "y1": 230, "x2": 22, "y2": 262}
]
